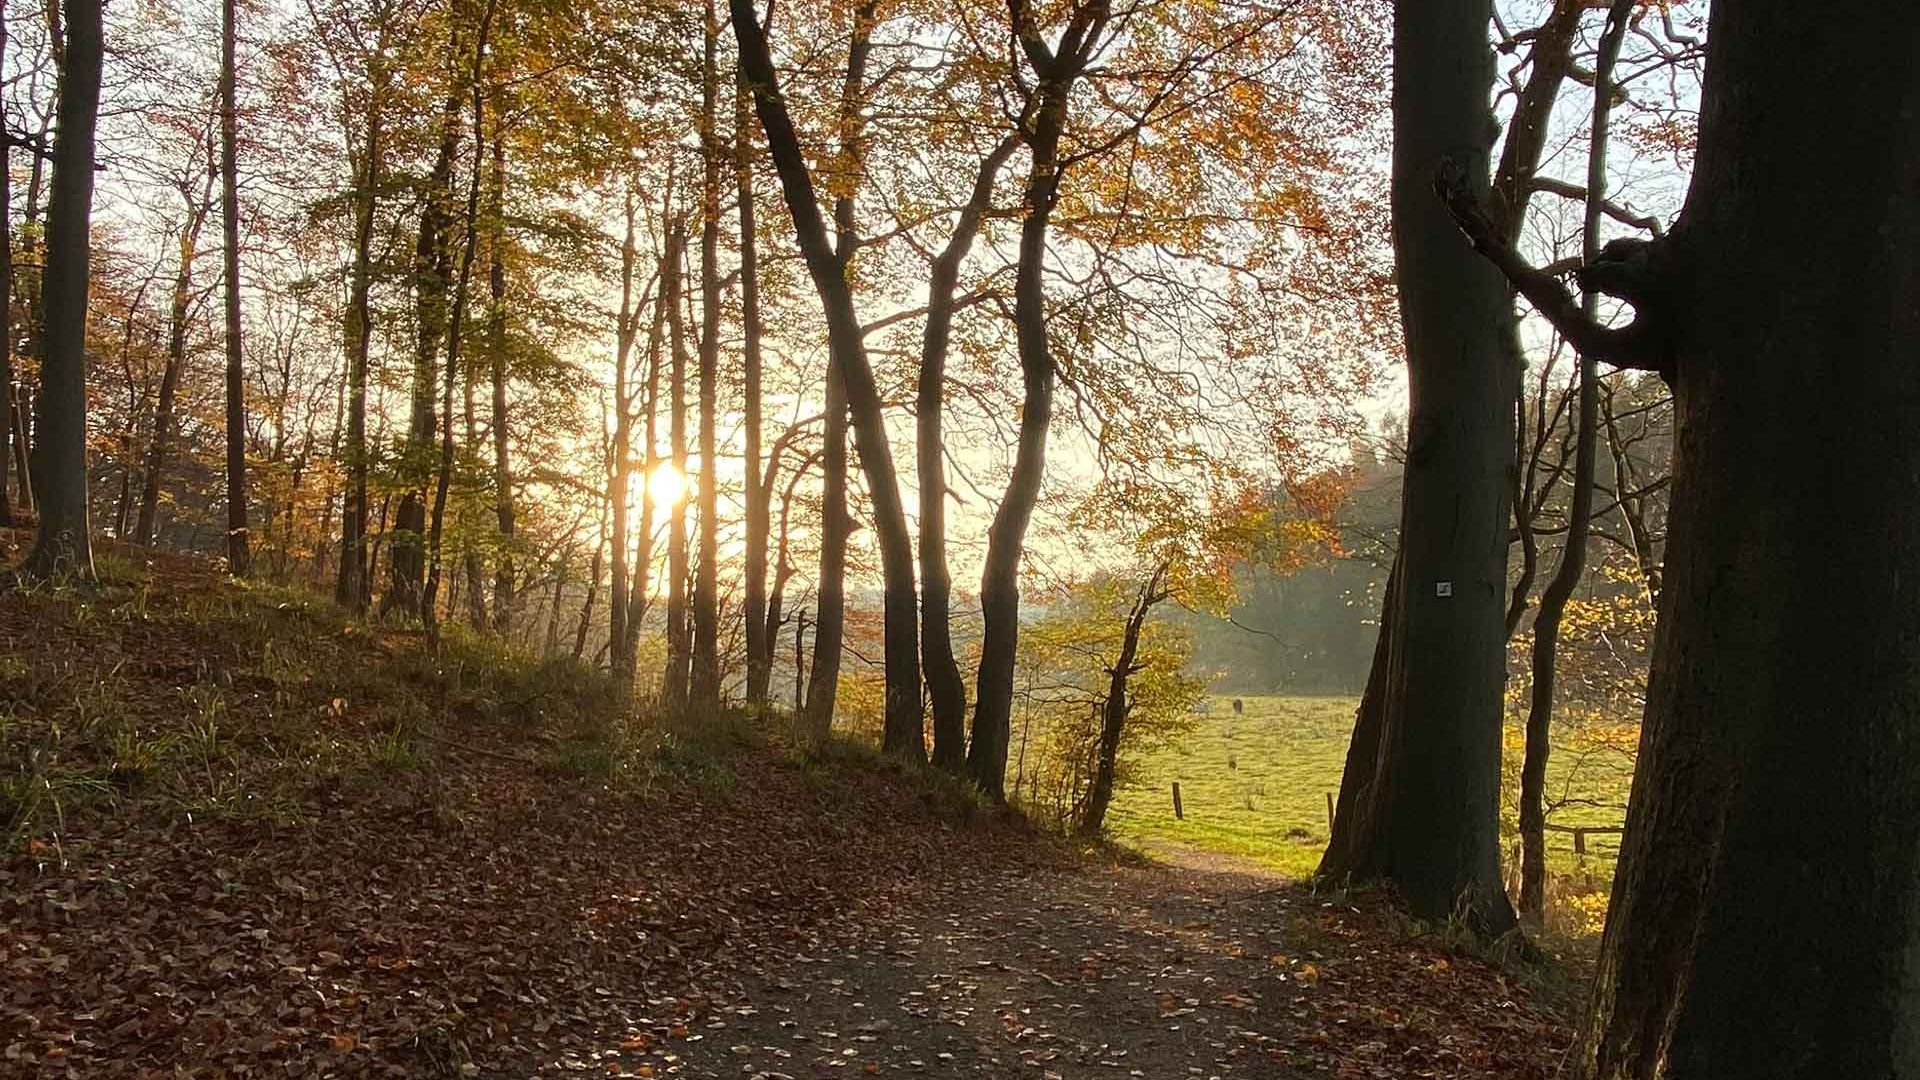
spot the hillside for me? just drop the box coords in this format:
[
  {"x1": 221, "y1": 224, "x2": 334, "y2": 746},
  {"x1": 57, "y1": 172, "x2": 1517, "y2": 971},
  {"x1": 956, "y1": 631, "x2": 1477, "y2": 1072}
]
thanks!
[{"x1": 2, "y1": 544, "x2": 1578, "y2": 1078}]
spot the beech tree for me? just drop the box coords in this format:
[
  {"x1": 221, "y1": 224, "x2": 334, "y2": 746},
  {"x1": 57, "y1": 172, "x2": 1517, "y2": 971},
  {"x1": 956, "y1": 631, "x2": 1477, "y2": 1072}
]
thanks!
[
  {"x1": 21, "y1": 0, "x2": 102, "y2": 579},
  {"x1": 734, "y1": 0, "x2": 926, "y2": 760},
  {"x1": 1446, "y1": 0, "x2": 1920, "y2": 1070},
  {"x1": 219, "y1": 0, "x2": 251, "y2": 575},
  {"x1": 1316, "y1": 0, "x2": 1517, "y2": 936}
]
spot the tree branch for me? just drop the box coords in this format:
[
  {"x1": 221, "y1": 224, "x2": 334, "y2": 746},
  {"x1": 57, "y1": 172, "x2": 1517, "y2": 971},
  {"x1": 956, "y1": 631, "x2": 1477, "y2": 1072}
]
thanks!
[{"x1": 1436, "y1": 158, "x2": 1664, "y2": 373}]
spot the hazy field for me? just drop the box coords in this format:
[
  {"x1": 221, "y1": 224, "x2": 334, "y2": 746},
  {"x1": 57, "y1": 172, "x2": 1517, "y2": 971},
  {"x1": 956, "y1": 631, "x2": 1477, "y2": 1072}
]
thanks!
[{"x1": 1107, "y1": 695, "x2": 1635, "y2": 887}]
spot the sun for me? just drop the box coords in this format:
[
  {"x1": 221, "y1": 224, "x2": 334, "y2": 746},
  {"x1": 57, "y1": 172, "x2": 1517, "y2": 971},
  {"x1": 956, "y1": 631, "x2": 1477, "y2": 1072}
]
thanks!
[{"x1": 646, "y1": 462, "x2": 688, "y2": 505}]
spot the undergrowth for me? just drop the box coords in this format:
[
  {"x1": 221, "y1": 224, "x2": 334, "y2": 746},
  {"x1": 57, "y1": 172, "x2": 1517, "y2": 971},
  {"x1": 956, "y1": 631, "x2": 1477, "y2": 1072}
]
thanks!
[{"x1": 1, "y1": 542, "x2": 1006, "y2": 855}]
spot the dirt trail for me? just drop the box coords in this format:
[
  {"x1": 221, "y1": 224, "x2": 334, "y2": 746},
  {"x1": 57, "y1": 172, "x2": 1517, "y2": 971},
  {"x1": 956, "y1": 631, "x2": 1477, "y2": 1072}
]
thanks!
[{"x1": 523, "y1": 857, "x2": 1304, "y2": 1078}]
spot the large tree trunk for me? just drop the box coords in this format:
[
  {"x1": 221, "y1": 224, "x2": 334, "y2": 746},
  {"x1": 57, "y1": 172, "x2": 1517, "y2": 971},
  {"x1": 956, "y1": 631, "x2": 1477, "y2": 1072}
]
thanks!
[
  {"x1": 734, "y1": 0, "x2": 925, "y2": 760},
  {"x1": 737, "y1": 72, "x2": 770, "y2": 709},
  {"x1": 219, "y1": 0, "x2": 250, "y2": 576},
  {"x1": 1516, "y1": 0, "x2": 1632, "y2": 923},
  {"x1": 690, "y1": 0, "x2": 723, "y2": 709},
  {"x1": 1315, "y1": 0, "x2": 1517, "y2": 936},
  {"x1": 662, "y1": 219, "x2": 691, "y2": 709},
  {"x1": 1571, "y1": 5, "x2": 1920, "y2": 1075},
  {"x1": 921, "y1": 136, "x2": 1016, "y2": 772},
  {"x1": 1318, "y1": 556, "x2": 1397, "y2": 875},
  {"x1": 21, "y1": 0, "x2": 100, "y2": 579}
]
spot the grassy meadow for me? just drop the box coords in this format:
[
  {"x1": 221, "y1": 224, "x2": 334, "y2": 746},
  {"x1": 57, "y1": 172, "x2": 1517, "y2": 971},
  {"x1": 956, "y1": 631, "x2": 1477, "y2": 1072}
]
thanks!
[{"x1": 1107, "y1": 694, "x2": 1637, "y2": 900}]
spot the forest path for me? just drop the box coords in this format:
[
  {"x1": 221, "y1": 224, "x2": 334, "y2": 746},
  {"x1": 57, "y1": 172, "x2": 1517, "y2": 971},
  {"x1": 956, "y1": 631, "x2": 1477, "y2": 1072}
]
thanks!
[{"x1": 602, "y1": 857, "x2": 1310, "y2": 1080}]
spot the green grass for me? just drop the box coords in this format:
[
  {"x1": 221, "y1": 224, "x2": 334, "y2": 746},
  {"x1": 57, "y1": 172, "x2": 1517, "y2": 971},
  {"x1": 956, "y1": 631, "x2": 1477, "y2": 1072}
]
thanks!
[
  {"x1": 1107, "y1": 695, "x2": 1355, "y2": 878},
  {"x1": 1107, "y1": 694, "x2": 1637, "y2": 894}
]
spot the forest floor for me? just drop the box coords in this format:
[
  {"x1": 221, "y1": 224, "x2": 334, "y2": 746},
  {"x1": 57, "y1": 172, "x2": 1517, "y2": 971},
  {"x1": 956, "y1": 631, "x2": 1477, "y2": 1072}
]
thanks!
[{"x1": 1, "y1": 540, "x2": 1581, "y2": 1078}]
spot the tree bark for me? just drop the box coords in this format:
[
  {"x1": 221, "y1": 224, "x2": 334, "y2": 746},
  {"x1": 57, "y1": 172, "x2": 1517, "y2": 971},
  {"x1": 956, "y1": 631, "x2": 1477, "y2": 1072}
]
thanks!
[
  {"x1": 385, "y1": 60, "x2": 465, "y2": 620},
  {"x1": 21, "y1": 0, "x2": 100, "y2": 580},
  {"x1": 1318, "y1": 556, "x2": 1397, "y2": 875},
  {"x1": 968, "y1": 5, "x2": 1108, "y2": 797},
  {"x1": 609, "y1": 194, "x2": 639, "y2": 675},
  {"x1": 1567, "y1": 4, "x2": 1920, "y2": 1074},
  {"x1": 662, "y1": 218, "x2": 691, "y2": 709},
  {"x1": 0, "y1": 0, "x2": 14, "y2": 529},
  {"x1": 1315, "y1": 0, "x2": 1518, "y2": 936},
  {"x1": 421, "y1": 0, "x2": 496, "y2": 642},
  {"x1": 487, "y1": 136, "x2": 515, "y2": 629},
  {"x1": 336, "y1": 48, "x2": 387, "y2": 612},
  {"x1": 734, "y1": 0, "x2": 925, "y2": 760},
  {"x1": 737, "y1": 70, "x2": 770, "y2": 709},
  {"x1": 219, "y1": 0, "x2": 250, "y2": 575},
  {"x1": 802, "y1": 367, "x2": 849, "y2": 745},
  {"x1": 691, "y1": 0, "x2": 723, "y2": 709},
  {"x1": 922, "y1": 135, "x2": 1016, "y2": 771}
]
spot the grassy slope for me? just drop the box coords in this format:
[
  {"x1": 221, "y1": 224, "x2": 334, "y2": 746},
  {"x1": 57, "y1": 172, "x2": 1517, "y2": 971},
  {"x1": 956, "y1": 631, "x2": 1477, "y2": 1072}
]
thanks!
[
  {"x1": 0, "y1": 540, "x2": 1029, "y2": 1075},
  {"x1": 1108, "y1": 694, "x2": 1635, "y2": 894}
]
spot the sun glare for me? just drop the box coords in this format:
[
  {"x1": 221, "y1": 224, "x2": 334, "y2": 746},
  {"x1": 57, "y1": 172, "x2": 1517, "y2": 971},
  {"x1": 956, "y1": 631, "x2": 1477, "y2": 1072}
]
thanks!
[{"x1": 646, "y1": 462, "x2": 688, "y2": 505}]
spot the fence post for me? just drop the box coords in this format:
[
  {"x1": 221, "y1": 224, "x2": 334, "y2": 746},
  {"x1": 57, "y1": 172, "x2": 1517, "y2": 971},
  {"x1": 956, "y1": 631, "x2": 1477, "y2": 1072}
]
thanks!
[
  {"x1": 1325, "y1": 791, "x2": 1335, "y2": 833},
  {"x1": 1172, "y1": 781, "x2": 1184, "y2": 820}
]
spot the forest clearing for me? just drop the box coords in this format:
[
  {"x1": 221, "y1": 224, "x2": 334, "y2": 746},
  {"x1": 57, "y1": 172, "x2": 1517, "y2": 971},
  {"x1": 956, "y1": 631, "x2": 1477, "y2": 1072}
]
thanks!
[{"x1": 2, "y1": 0, "x2": 1915, "y2": 1075}]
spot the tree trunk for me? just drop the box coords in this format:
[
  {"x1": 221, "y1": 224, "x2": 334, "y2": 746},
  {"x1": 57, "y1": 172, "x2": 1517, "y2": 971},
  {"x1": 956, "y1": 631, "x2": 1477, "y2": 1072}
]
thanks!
[
  {"x1": 336, "y1": 55, "x2": 385, "y2": 613},
  {"x1": 421, "y1": 1, "x2": 496, "y2": 642},
  {"x1": 1571, "y1": 5, "x2": 1920, "y2": 1074},
  {"x1": 621, "y1": 242, "x2": 667, "y2": 680},
  {"x1": 21, "y1": 0, "x2": 100, "y2": 579},
  {"x1": 662, "y1": 218, "x2": 691, "y2": 709},
  {"x1": 968, "y1": 92, "x2": 1075, "y2": 800},
  {"x1": 1493, "y1": 0, "x2": 1582, "y2": 638},
  {"x1": 572, "y1": 518, "x2": 603, "y2": 662},
  {"x1": 1080, "y1": 564, "x2": 1168, "y2": 837},
  {"x1": 1315, "y1": 0, "x2": 1518, "y2": 936},
  {"x1": 219, "y1": 0, "x2": 250, "y2": 575},
  {"x1": 545, "y1": 544, "x2": 571, "y2": 657},
  {"x1": 137, "y1": 190, "x2": 210, "y2": 550},
  {"x1": 734, "y1": 0, "x2": 924, "y2": 760},
  {"x1": 922, "y1": 136, "x2": 1016, "y2": 771},
  {"x1": 487, "y1": 137, "x2": 515, "y2": 630},
  {"x1": 803, "y1": 369, "x2": 849, "y2": 745},
  {"x1": 690, "y1": 0, "x2": 723, "y2": 709},
  {"x1": 0, "y1": 0, "x2": 14, "y2": 529},
  {"x1": 964, "y1": 4, "x2": 1111, "y2": 797},
  {"x1": 1318, "y1": 556, "x2": 1398, "y2": 875},
  {"x1": 1517, "y1": 0, "x2": 1632, "y2": 922},
  {"x1": 737, "y1": 70, "x2": 770, "y2": 709},
  {"x1": 1598, "y1": 382, "x2": 1663, "y2": 601},
  {"x1": 609, "y1": 194, "x2": 639, "y2": 674},
  {"x1": 763, "y1": 448, "x2": 814, "y2": 700},
  {"x1": 385, "y1": 68, "x2": 464, "y2": 621}
]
